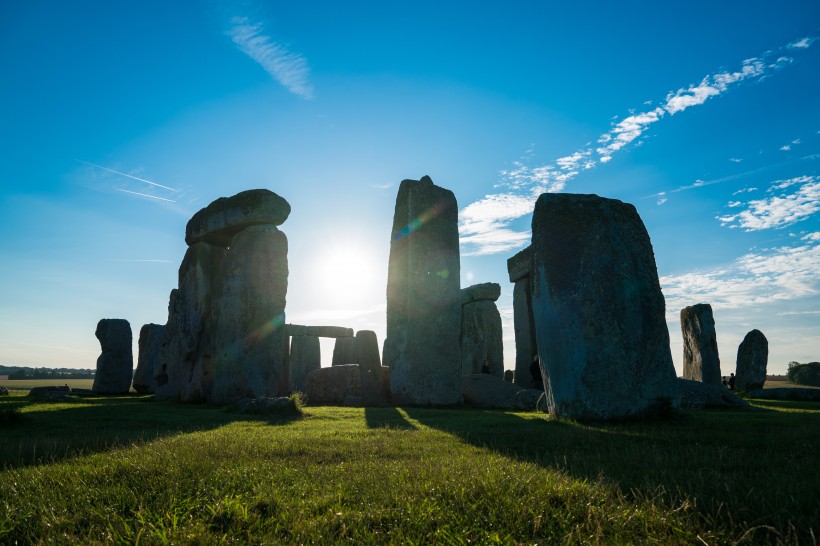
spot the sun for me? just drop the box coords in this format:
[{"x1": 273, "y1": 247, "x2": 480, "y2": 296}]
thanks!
[{"x1": 316, "y1": 244, "x2": 380, "y2": 306}]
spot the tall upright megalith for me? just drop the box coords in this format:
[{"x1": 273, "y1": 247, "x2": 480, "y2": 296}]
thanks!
[
  {"x1": 530, "y1": 193, "x2": 679, "y2": 420},
  {"x1": 92, "y1": 318, "x2": 133, "y2": 394},
  {"x1": 735, "y1": 329, "x2": 768, "y2": 391},
  {"x1": 134, "y1": 323, "x2": 165, "y2": 394},
  {"x1": 460, "y1": 283, "x2": 504, "y2": 378},
  {"x1": 680, "y1": 303, "x2": 721, "y2": 384},
  {"x1": 157, "y1": 189, "x2": 290, "y2": 403},
  {"x1": 289, "y1": 335, "x2": 321, "y2": 392},
  {"x1": 385, "y1": 175, "x2": 462, "y2": 405}
]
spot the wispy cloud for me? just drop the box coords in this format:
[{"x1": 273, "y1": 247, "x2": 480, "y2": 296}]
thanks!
[
  {"x1": 115, "y1": 189, "x2": 177, "y2": 202},
  {"x1": 458, "y1": 36, "x2": 816, "y2": 255},
  {"x1": 729, "y1": 157, "x2": 743, "y2": 163},
  {"x1": 717, "y1": 175, "x2": 820, "y2": 230},
  {"x1": 227, "y1": 15, "x2": 313, "y2": 99},
  {"x1": 77, "y1": 160, "x2": 176, "y2": 191},
  {"x1": 660, "y1": 233, "x2": 820, "y2": 311}
]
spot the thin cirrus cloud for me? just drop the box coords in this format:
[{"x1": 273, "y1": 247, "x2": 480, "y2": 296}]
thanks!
[
  {"x1": 458, "y1": 35, "x2": 816, "y2": 256},
  {"x1": 227, "y1": 15, "x2": 313, "y2": 100},
  {"x1": 660, "y1": 232, "x2": 820, "y2": 312},
  {"x1": 717, "y1": 175, "x2": 820, "y2": 230}
]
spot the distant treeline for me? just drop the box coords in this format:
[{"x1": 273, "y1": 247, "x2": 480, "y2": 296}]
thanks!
[
  {"x1": 787, "y1": 361, "x2": 820, "y2": 387},
  {"x1": 0, "y1": 365, "x2": 95, "y2": 380}
]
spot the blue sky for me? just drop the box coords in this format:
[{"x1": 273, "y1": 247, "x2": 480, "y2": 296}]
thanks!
[{"x1": 1, "y1": 1, "x2": 818, "y2": 375}]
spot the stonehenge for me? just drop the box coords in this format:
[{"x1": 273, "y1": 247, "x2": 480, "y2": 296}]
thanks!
[
  {"x1": 529, "y1": 193, "x2": 680, "y2": 420},
  {"x1": 92, "y1": 318, "x2": 133, "y2": 394},
  {"x1": 507, "y1": 246, "x2": 540, "y2": 389},
  {"x1": 133, "y1": 323, "x2": 165, "y2": 394},
  {"x1": 735, "y1": 329, "x2": 768, "y2": 391},
  {"x1": 460, "y1": 283, "x2": 504, "y2": 378},
  {"x1": 385, "y1": 176, "x2": 463, "y2": 405},
  {"x1": 680, "y1": 304, "x2": 721, "y2": 384}
]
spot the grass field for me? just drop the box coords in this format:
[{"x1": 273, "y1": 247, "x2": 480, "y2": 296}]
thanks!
[
  {"x1": 1, "y1": 394, "x2": 818, "y2": 544},
  {"x1": 0, "y1": 378, "x2": 95, "y2": 396}
]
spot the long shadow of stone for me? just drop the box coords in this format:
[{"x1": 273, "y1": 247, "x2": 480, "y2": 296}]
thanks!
[
  {"x1": 364, "y1": 406, "x2": 418, "y2": 430},
  {"x1": 0, "y1": 395, "x2": 296, "y2": 469}
]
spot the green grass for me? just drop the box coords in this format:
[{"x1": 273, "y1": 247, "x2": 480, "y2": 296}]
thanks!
[{"x1": 1, "y1": 395, "x2": 818, "y2": 545}]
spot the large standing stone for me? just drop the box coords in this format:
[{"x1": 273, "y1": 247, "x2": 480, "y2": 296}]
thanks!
[
  {"x1": 530, "y1": 193, "x2": 679, "y2": 421},
  {"x1": 92, "y1": 319, "x2": 133, "y2": 394},
  {"x1": 508, "y1": 246, "x2": 539, "y2": 388},
  {"x1": 356, "y1": 330, "x2": 382, "y2": 404},
  {"x1": 385, "y1": 176, "x2": 462, "y2": 405},
  {"x1": 460, "y1": 300, "x2": 504, "y2": 378},
  {"x1": 209, "y1": 224, "x2": 288, "y2": 403},
  {"x1": 305, "y1": 364, "x2": 361, "y2": 404},
  {"x1": 680, "y1": 303, "x2": 721, "y2": 384},
  {"x1": 155, "y1": 242, "x2": 226, "y2": 401},
  {"x1": 735, "y1": 329, "x2": 768, "y2": 391},
  {"x1": 133, "y1": 323, "x2": 165, "y2": 394},
  {"x1": 186, "y1": 189, "x2": 291, "y2": 247},
  {"x1": 289, "y1": 335, "x2": 320, "y2": 392},
  {"x1": 460, "y1": 282, "x2": 501, "y2": 304},
  {"x1": 332, "y1": 336, "x2": 358, "y2": 366}
]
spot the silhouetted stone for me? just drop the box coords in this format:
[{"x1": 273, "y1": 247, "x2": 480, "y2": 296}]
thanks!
[
  {"x1": 356, "y1": 330, "x2": 382, "y2": 404},
  {"x1": 504, "y1": 370, "x2": 514, "y2": 382},
  {"x1": 289, "y1": 335, "x2": 321, "y2": 392},
  {"x1": 210, "y1": 224, "x2": 288, "y2": 403},
  {"x1": 507, "y1": 246, "x2": 538, "y2": 388},
  {"x1": 460, "y1": 300, "x2": 503, "y2": 378},
  {"x1": 305, "y1": 364, "x2": 361, "y2": 404},
  {"x1": 156, "y1": 243, "x2": 226, "y2": 401},
  {"x1": 678, "y1": 378, "x2": 747, "y2": 409},
  {"x1": 286, "y1": 324, "x2": 354, "y2": 338},
  {"x1": 735, "y1": 329, "x2": 768, "y2": 391},
  {"x1": 332, "y1": 336, "x2": 358, "y2": 366},
  {"x1": 680, "y1": 303, "x2": 721, "y2": 384},
  {"x1": 460, "y1": 282, "x2": 501, "y2": 304},
  {"x1": 185, "y1": 189, "x2": 291, "y2": 247},
  {"x1": 385, "y1": 176, "x2": 462, "y2": 405},
  {"x1": 92, "y1": 318, "x2": 133, "y2": 394},
  {"x1": 530, "y1": 193, "x2": 679, "y2": 421},
  {"x1": 461, "y1": 374, "x2": 541, "y2": 410},
  {"x1": 133, "y1": 323, "x2": 165, "y2": 394}
]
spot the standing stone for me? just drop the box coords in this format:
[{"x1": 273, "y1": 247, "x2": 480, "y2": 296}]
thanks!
[
  {"x1": 92, "y1": 319, "x2": 133, "y2": 394},
  {"x1": 155, "y1": 242, "x2": 226, "y2": 401},
  {"x1": 305, "y1": 365, "x2": 361, "y2": 404},
  {"x1": 460, "y1": 300, "x2": 504, "y2": 378},
  {"x1": 289, "y1": 335, "x2": 321, "y2": 392},
  {"x1": 332, "y1": 336, "x2": 358, "y2": 366},
  {"x1": 508, "y1": 246, "x2": 539, "y2": 388},
  {"x1": 210, "y1": 224, "x2": 288, "y2": 403},
  {"x1": 530, "y1": 193, "x2": 679, "y2": 421},
  {"x1": 356, "y1": 330, "x2": 382, "y2": 404},
  {"x1": 735, "y1": 329, "x2": 768, "y2": 391},
  {"x1": 385, "y1": 176, "x2": 462, "y2": 405},
  {"x1": 680, "y1": 303, "x2": 721, "y2": 384},
  {"x1": 185, "y1": 189, "x2": 291, "y2": 246},
  {"x1": 133, "y1": 323, "x2": 165, "y2": 394}
]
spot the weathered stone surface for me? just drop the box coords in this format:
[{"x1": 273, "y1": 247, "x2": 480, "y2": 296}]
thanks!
[
  {"x1": 507, "y1": 245, "x2": 531, "y2": 283},
  {"x1": 28, "y1": 385, "x2": 73, "y2": 401},
  {"x1": 356, "y1": 330, "x2": 382, "y2": 404},
  {"x1": 134, "y1": 323, "x2": 165, "y2": 394},
  {"x1": 511, "y1": 276, "x2": 539, "y2": 388},
  {"x1": 735, "y1": 329, "x2": 768, "y2": 391},
  {"x1": 286, "y1": 324, "x2": 354, "y2": 338},
  {"x1": 289, "y1": 335, "x2": 320, "y2": 392},
  {"x1": 678, "y1": 378, "x2": 747, "y2": 409},
  {"x1": 385, "y1": 176, "x2": 462, "y2": 405},
  {"x1": 503, "y1": 370, "x2": 514, "y2": 383},
  {"x1": 460, "y1": 300, "x2": 504, "y2": 378},
  {"x1": 530, "y1": 193, "x2": 680, "y2": 421},
  {"x1": 680, "y1": 303, "x2": 721, "y2": 384},
  {"x1": 185, "y1": 189, "x2": 291, "y2": 247},
  {"x1": 461, "y1": 374, "x2": 542, "y2": 410},
  {"x1": 210, "y1": 225, "x2": 288, "y2": 403},
  {"x1": 460, "y1": 282, "x2": 501, "y2": 304},
  {"x1": 332, "y1": 336, "x2": 358, "y2": 366},
  {"x1": 304, "y1": 364, "x2": 361, "y2": 404},
  {"x1": 379, "y1": 366, "x2": 392, "y2": 404},
  {"x1": 155, "y1": 243, "x2": 226, "y2": 401},
  {"x1": 92, "y1": 319, "x2": 133, "y2": 394}
]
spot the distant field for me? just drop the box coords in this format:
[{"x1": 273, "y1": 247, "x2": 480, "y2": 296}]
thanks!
[
  {"x1": 0, "y1": 378, "x2": 95, "y2": 394},
  {"x1": 764, "y1": 379, "x2": 820, "y2": 390}
]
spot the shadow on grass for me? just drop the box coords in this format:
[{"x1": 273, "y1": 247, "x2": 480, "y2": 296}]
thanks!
[
  {"x1": 399, "y1": 403, "x2": 820, "y2": 540},
  {"x1": 364, "y1": 406, "x2": 418, "y2": 430},
  {"x1": 0, "y1": 395, "x2": 301, "y2": 469}
]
